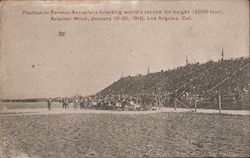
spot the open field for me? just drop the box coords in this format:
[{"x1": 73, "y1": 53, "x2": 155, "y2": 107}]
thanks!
[
  {"x1": 0, "y1": 111, "x2": 249, "y2": 157},
  {"x1": 0, "y1": 102, "x2": 61, "y2": 109},
  {"x1": 1, "y1": 99, "x2": 250, "y2": 111},
  {"x1": 1, "y1": 101, "x2": 249, "y2": 116},
  {"x1": 1, "y1": 107, "x2": 250, "y2": 116}
]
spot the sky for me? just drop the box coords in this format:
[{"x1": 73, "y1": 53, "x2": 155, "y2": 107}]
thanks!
[{"x1": 0, "y1": 0, "x2": 249, "y2": 99}]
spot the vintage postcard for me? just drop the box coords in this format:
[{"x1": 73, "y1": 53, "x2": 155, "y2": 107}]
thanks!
[{"x1": 0, "y1": 0, "x2": 249, "y2": 157}]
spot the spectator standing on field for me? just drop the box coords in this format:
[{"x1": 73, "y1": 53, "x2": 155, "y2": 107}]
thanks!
[{"x1": 47, "y1": 99, "x2": 52, "y2": 110}]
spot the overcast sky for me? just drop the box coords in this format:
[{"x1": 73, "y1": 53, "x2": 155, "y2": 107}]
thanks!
[{"x1": 1, "y1": 0, "x2": 249, "y2": 99}]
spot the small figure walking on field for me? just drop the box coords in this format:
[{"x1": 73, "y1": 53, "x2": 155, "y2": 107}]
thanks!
[
  {"x1": 73, "y1": 99, "x2": 79, "y2": 110},
  {"x1": 79, "y1": 98, "x2": 85, "y2": 109},
  {"x1": 47, "y1": 99, "x2": 52, "y2": 110},
  {"x1": 62, "y1": 98, "x2": 69, "y2": 109}
]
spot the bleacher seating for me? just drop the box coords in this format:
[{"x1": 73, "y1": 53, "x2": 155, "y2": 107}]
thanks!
[{"x1": 97, "y1": 57, "x2": 249, "y2": 99}]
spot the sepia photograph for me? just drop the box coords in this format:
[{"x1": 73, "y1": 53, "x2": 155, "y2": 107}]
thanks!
[{"x1": 0, "y1": 0, "x2": 249, "y2": 157}]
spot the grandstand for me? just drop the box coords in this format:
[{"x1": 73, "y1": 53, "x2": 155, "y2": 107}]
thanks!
[{"x1": 97, "y1": 57, "x2": 249, "y2": 110}]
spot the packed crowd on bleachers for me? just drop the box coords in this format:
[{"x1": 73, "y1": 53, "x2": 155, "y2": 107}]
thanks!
[
  {"x1": 95, "y1": 57, "x2": 249, "y2": 110},
  {"x1": 100, "y1": 58, "x2": 248, "y2": 95},
  {"x1": 39, "y1": 57, "x2": 250, "y2": 110}
]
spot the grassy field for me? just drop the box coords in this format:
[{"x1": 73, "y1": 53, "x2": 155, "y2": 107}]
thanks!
[
  {"x1": 0, "y1": 102, "x2": 61, "y2": 109},
  {"x1": 0, "y1": 112, "x2": 249, "y2": 157}
]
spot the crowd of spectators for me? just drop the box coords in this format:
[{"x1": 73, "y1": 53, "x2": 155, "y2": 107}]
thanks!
[
  {"x1": 97, "y1": 57, "x2": 249, "y2": 109},
  {"x1": 44, "y1": 57, "x2": 249, "y2": 110}
]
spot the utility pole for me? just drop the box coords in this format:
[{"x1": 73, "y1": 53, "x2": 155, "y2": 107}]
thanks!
[
  {"x1": 186, "y1": 55, "x2": 188, "y2": 65},
  {"x1": 218, "y1": 91, "x2": 222, "y2": 114},
  {"x1": 221, "y1": 47, "x2": 224, "y2": 61}
]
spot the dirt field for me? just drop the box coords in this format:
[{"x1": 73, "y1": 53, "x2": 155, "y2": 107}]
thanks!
[
  {"x1": 0, "y1": 102, "x2": 61, "y2": 109},
  {"x1": 1, "y1": 101, "x2": 250, "y2": 116},
  {"x1": 0, "y1": 111, "x2": 249, "y2": 157}
]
